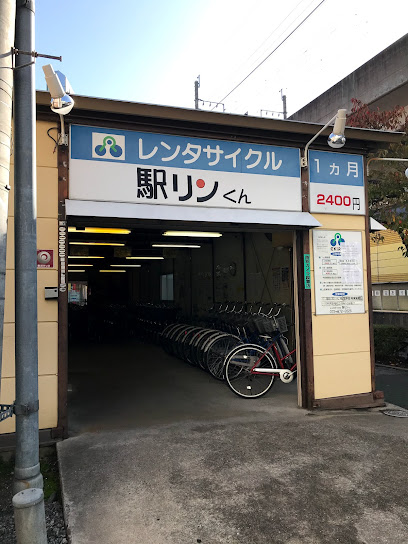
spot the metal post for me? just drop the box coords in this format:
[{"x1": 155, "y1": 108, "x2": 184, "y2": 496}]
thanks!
[
  {"x1": 13, "y1": 0, "x2": 44, "y2": 494},
  {"x1": 280, "y1": 89, "x2": 287, "y2": 120},
  {"x1": 13, "y1": 489, "x2": 47, "y2": 544},
  {"x1": 194, "y1": 76, "x2": 200, "y2": 110},
  {"x1": 0, "y1": 0, "x2": 16, "y2": 392}
]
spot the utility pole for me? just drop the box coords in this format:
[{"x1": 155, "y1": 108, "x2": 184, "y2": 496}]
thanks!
[
  {"x1": 194, "y1": 76, "x2": 200, "y2": 110},
  {"x1": 0, "y1": 0, "x2": 16, "y2": 393},
  {"x1": 281, "y1": 89, "x2": 287, "y2": 120},
  {"x1": 13, "y1": 0, "x2": 43, "y2": 493},
  {"x1": 12, "y1": 0, "x2": 47, "y2": 541}
]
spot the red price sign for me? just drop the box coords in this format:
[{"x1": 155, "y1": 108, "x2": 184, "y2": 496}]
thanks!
[
  {"x1": 314, "y1": 194, "x2": 361, "y2": 212},
  {"x1": 316, "y1": 194, "x2": 351, "y2": 206}
]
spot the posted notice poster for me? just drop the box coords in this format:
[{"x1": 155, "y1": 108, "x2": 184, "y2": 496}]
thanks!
[{"x1": 313, "y1": 230, "x2": 365, "y2": 315}]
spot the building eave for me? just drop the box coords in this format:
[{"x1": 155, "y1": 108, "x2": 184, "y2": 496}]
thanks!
[{"x1": 36, "y1": 90, "x2": 403, "y2": 154}]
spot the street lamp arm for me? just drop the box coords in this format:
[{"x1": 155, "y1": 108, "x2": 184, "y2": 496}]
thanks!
[
  {"x1": 301, "y1": 114, "x2": 337, "y2": 168},
  {"x1": 367, "y1": 157, "x2": 408, "y2": 176},
  {"x1": 301, "y1": 108, "x2": 347, "y2": 168}
]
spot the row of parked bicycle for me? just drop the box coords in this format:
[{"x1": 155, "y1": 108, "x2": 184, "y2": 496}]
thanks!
[{"x1": 161, "y1": 302, "x2": 297, "y2": 398}]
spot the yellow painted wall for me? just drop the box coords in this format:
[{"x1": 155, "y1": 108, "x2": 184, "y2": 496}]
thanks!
[
  {"x1": 0, "y1": 119, "x2": 377, "y2": 427},
  {"x1": 370, "y1": 229, "x2": 408, "y2": 283},
  {"x1": 0, "y1": 121, "x2": 59, "y2": 434},
  {"x1": 310, "y1": 214, "x2": 372, "y2": 399}
]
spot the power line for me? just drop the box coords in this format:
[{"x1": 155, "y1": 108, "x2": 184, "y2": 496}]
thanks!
[
  {"x1": 209, "y1": 0, "x2": 316, "y2": 108},
  {"x1": 236, "y1": 0, "x2": 309, "y2": 76},
  {"x1": 211, "y1": 0, "x2": 327, "y2": 111}
]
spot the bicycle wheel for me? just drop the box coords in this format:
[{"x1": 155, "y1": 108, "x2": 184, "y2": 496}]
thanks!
[
  {"x1": 196, "y1": 330, "x2": 222, "y2": 370},
  {"x1": 173, "y1": 325, "x2": 196, "y2": 360},
  {"x1": 188, "y1": 328, "x2": 211, "y2": 365},
  {"x1": 224, "y1": 344, "x2": 277, "y2": 398},
  {"x1": 161, "y1": 323, "x2": 182, "y2": 353},
  {"x1": 182, "y1": 327, "x2": 203, "y2": 365},
  {"x1": 206, "y1": 334, "x2": 243, "y2": 380},
  {"x1": 161, "y1": 323, "x2": 177, "y2": 338},
  {"x1": 168, "y1": 324, "x2": 191, "y2": 355}
]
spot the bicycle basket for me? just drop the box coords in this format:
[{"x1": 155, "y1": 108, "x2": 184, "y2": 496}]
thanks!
[
  {"x1": 262, "y1": 317, "x2": 275, "y2": 334},
  {"x1": 276, "y1": 316, "x2": 288, "y2": 333},
  {"x1": 253, "y1": 316, "x2": 273, "y2": 335},
  {"x1": 246, "y1": 318, "x2": 258, "y2": 334}
]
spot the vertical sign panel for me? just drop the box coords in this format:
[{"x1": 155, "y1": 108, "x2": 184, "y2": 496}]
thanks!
[
  {"x1": 58, "y1": 221, "x2": 67, "y2": 293},
  {"x1": 309, "y1": 150, "x2": 365, "y2": 215},
  {"x1": 313, "y1": 230, "x2": 365, "y2": 315},
  {"x1": 304, "y1": 254, "x2": 311, "y2": 289}
]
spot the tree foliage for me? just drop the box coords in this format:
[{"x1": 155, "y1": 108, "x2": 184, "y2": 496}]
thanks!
[{"x1": 347, "y1": 99, "x2": 408, "y2": 254}]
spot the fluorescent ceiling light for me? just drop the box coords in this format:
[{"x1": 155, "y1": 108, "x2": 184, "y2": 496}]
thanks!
[
  {"x1": 100, "y1": 269, "x2": 126, "y2": 273},
  {"x1": 69, "y1": 242, "x2": 125, "y2": 247},
  {"x1": 68, "y1": 264, "x2": 93, "y2": 267},
  {"x1": 68, "y1": 256, "x2": 104, "y2": 259},
  {"x1": 111, "y1": 264, "x2": 142, "y2": 268},
  {"x1": 68, "y1": 269, "x2": 86, "y2": 273},
  {"x1": 126, "y1": 256, "x2": 164, "y2": 260},
  {"x1": 162, "y1": 231, "x2": 222, "y2": 238},
  {"x1": 68, "y1": 227, "x2": 131, "y2": 234},
  {"x1": 152, "y1": 244, "x2": 201, "y2": 249}
]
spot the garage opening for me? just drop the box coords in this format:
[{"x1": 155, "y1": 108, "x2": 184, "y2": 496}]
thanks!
[{"x1": 66, "y1": 219, "x2": 300, "y2": 434}]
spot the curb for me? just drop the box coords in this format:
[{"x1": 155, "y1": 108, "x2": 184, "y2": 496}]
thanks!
[{"x1": 376, "y1": 363, "x2": 408, "y2": 371}]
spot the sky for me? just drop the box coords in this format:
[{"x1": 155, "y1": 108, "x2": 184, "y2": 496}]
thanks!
[{"x1": 34, "y1": 0, "x2": 408, "y2": 118}]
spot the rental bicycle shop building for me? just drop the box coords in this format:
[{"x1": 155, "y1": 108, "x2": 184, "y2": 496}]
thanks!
[{"x1": 0, "y1": 91, "x2": 399, "y2": 441}]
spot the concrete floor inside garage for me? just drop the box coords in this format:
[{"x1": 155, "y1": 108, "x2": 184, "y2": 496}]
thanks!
[
  {"x1": 66, "y1": 222, "x2": 300, "y2": 435},
  {"x1": 67, "y1": 340, "x2": 298, "y2": 435}
]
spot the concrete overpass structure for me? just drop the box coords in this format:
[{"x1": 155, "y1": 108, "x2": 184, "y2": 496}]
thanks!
[{"x1": 290, "y1": 33, "x2": 408, "y2": 123}]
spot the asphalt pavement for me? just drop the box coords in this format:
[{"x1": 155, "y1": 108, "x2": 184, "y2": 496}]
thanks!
[
  {"x1": 58, "y1": 405, "x2": 408, "y2": 544},
  {"x1": 57, "y1": 343, "x2": 408, "y2": 544},
  {"x1": 375, "y1": 365, "x2": 408, "y2": 409}
]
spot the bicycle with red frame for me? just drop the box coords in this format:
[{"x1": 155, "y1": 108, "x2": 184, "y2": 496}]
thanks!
[{"x1": 223, "y1": 309, "x2": 296, "y2": 398}]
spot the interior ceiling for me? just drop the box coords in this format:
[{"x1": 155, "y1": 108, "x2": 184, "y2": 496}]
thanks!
[
  {"x1": 68, "y1": 227, "x2": 206, "y2": 255},
  {"x1": 67, "y1": 218, "x2": 294, "y2": 258},
  {"x1": 68, "y1": 215, "x2": 299, "y2": 239}
]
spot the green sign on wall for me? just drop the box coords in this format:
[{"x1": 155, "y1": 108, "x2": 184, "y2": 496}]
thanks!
[{"x1": 304, "y1": 254, "x2": 311, "y2": 289}]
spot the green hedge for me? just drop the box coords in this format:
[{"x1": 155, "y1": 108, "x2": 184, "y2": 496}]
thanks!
[{"x1": 373, "y1": 324, "x2": 408, "y2": 363}]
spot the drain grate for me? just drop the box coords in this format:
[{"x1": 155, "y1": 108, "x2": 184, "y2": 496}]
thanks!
[{"x1": 382, "y1": 409, "x2": 408, "y2": 418}]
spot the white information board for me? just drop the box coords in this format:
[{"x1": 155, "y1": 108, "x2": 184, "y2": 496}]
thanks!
[{"x1": 313, "y1": 230, "x2": 365, "y2": 315}]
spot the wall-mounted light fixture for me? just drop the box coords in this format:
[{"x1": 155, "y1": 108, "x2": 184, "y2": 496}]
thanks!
[
  {"x1": 42, "y1": 64, "x2": 74, "y2": 146},
  {"x1": 301, "y1": 109, "x2": 347, "y2": 168}
]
